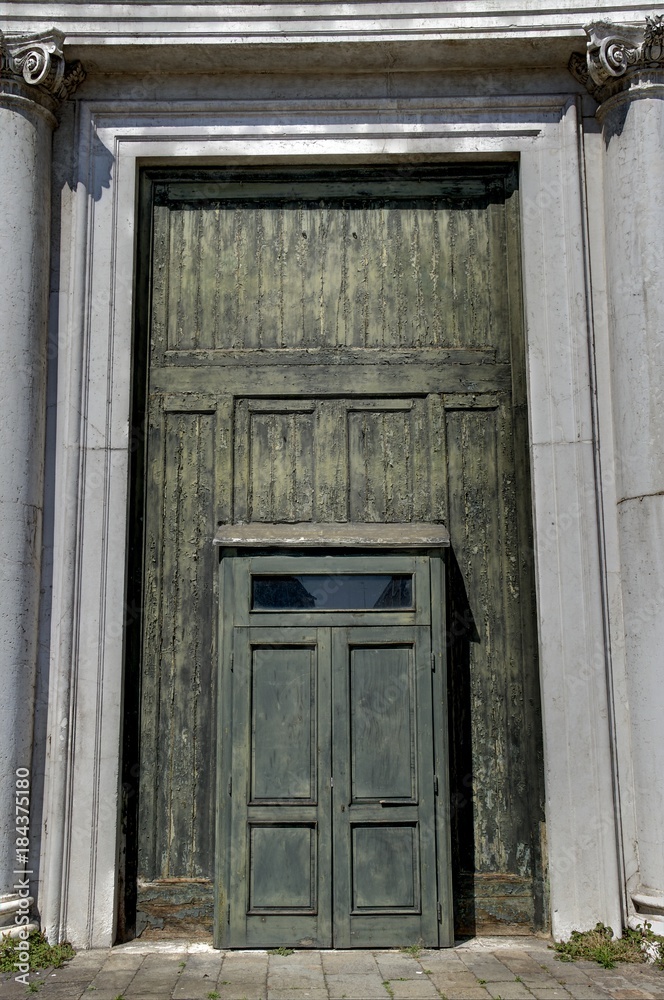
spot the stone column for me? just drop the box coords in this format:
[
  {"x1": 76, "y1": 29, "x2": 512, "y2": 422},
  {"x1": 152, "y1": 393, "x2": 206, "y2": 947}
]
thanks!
[
  {"x1": 571, "y1": 16, "x2": 664, "y2": 934},
  {"x1": 0, "y1": 30, "x2": 83, "y2": 936}
]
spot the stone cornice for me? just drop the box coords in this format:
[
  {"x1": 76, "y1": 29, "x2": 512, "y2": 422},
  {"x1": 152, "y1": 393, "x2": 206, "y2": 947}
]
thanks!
[
  {"x1": 569, "y1": 15, "x2": 664, "y2": 103},
  {"x1": 0, "y1": 29, "x2": 85, "y2": 118}
]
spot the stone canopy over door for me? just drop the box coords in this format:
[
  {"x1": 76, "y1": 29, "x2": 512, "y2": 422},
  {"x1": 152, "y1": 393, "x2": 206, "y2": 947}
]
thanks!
[{"x1": 121, "y1": 165, "x2": 546, "y2": 942}]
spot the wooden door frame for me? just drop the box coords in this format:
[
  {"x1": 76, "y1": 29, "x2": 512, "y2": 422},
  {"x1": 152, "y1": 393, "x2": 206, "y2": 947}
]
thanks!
[{"x1": 215, "y1": 547, "x2": 452, "y2": 948}]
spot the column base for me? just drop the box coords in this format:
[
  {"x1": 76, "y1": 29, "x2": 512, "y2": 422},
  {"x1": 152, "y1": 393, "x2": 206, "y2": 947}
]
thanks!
[
  {"x1": 629, "y1": 890, "x2": 664, "y2": 937},
  {"x1": 0, "y1": 893, "x2": 38, "y2": 939}
]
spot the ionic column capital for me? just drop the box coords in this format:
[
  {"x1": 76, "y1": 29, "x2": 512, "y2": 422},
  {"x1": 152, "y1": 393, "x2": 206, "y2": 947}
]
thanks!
[
  {"x1": 0, "y1": 29, "x2": 85, "y2": 125},
  {"x1": 569, "y1": 15, "x2": 664, "y2": 108}
]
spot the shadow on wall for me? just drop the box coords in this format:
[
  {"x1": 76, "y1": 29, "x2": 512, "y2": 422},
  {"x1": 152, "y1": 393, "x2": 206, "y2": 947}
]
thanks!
[{"x1": 446, "y1": 547, "x2": 479, "y2": 939}]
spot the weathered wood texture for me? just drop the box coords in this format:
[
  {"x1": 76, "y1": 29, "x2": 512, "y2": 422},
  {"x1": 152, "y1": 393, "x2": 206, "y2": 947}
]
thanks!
[{"x1": 133, "y1": 167, "x2": 545, "y2": 938}]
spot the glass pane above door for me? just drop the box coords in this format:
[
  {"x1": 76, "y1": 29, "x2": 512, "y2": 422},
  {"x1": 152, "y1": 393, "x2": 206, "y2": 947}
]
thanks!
[{"x1": 251, "y1": 574, "x2": 413, "y2": 611}]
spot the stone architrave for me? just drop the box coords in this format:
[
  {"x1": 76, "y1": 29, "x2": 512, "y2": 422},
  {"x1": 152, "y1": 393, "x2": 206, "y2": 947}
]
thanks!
[
  {"x1": 0, "y1": 29, "x2": 84, "y2": 936},
  {"x1": 571, "y1": 16, "x2": 664, "y2": 935}
]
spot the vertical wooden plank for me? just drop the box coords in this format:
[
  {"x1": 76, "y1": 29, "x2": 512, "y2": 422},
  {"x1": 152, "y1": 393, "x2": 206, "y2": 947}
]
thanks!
[
  {"x1": 298, "y1": 200, "x2": 322, "y2": 346},
  {"x1": 221, "y1": 205, "x2": 243, "y2": 349},
  {"x1": 347, "y1": 411, "x2": 387, "y2": 522},
  {"x1": 197, "y1": 205, "x2": 221, "y2": 350},
  {"x1": 216, "y1": 397, "x2": 234, "y2": 525},
  {"x1": 175, "y1": 207, "x2": 202, "y2": 350},
  {"x1": 257, "y1": 204, "x2": 283, "y2": 348},
  {"x1": 234, "y1": 205, "x2": 261, "y2": 348},
  {"x1": 367, "y1": 201, "x2": 388, "y2": 348},
  {"x1": 446, "y1": 406, "x2": 507, "y2": 876},
  {"x1": 293, "y1": 412, "x2": 315, "y2": 521},
  {"x1": 150, "y1": 203, "x2": 170, "y2": 366},
  {"x1": 146, "y1": 408, "x2": 216, "y2": 879},
  {"x1": 430, "y1": 394, "x2": 448, "y2": 523},
  {"x1": 137, "y1": 395, "x2": 166, "y2": 880},
  {"x1": 249, "y1": 412, "x2": 274, "y2": 520},
  {"x1": 411, "y1": 397, "x2": 431, "y2": 523},
  {"x1": 233, "y1": 399, "x2": 250, "y2": 522},
  {"x1": 167, "y1": 205, "x2": 184, "y2": 351},
  {"x1": 315, "y1": 399, "x2": 349, "y2": 522},
  {"x1": 384, "y1": 410, "x2": 411, "y2": 521}
]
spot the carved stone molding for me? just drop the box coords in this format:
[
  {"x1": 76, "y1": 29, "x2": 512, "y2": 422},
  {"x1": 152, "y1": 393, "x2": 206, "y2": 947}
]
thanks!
[
  {"x1": 569, "y1": 15, "x2": 664, "y2": 104},
  {"x1": 0, "y1": 29, "x2": 85, "y2": 119}
]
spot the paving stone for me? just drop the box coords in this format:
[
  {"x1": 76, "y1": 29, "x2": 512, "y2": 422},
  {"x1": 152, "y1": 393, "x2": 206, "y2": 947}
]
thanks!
[
  {"x1": 375, "y1": 954, "x2": 424, "y2": 979},
  {"x1": 172, "y1": 951, "x2": 225, "y2": 996},
  {"x1": 482, "y1": 981, "x2": 535, "y2": 998},
  {"x1": 525, "y1": 987, "x2": 573, "y2": 999},
  {"x1": 322, "y1": 952, "x2": 381, "y2": 975},
  {"x1": 609, "y1": 990, "x2": 657, "y2": 999},
  {"x1": 96, "y1": 951, "x2": 146, "y2": 969},
  {"x1": 429, "y1": 971, "x2": 489, "y2": 989},
  {"x1": 525, "y1": 983, "x2": 572, "y2": 1000},
  {"x1": 386, "y1": 977, "x2": 441, "y2": 998},
  {"x1": 556, "y1": 988, "x2": 612, "y2": 1000},
  {"x1": 217, "y1": 982, "x2": 268, "y2": 1000},
  {"x1": 458, "y1": 956, "x2": 520, "y2": 982},
  {"x1": 325, "y1": 972, "x2": 389, "y2": 997},
  {"x1": 432, "y1": 988, "x2": 491, "y2": 999},
  {"x1": 496, "y1": 952, "x2": 563, "y2": 983},
  {"x1": 88, "y1": 969, "x2": 139, "y2": 989},
  {"x1": 267, "y1": 990, "x2": 329, "y2": 1000}
]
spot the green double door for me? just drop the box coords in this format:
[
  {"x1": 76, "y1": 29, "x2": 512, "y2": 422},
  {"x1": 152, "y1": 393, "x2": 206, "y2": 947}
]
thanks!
[{"x1": 217, "y1": 551, "x2": 452, "y2": 948}]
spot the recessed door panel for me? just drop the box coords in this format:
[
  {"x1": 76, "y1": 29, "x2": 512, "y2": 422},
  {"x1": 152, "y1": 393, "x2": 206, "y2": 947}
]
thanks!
[
  {"x1": 251, "y1": 645, "x2": 316, "y2": 802},
  {"x1": 351, "y1": 825, "x2": 420, "y2": 910},
  {"x1": 350, "y1": 643, "x2": 416, "y2": 802},
  {"x1": 249, "y1": 825, "x2": 316, "y2": 911}
]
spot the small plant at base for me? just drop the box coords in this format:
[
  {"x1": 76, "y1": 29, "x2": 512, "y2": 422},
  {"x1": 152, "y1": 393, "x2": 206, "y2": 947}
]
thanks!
[
  {"x1": 206, "y1": 991, "x2": 220, "y2": 1000},
  {"x1": 268, "y1": 946, "x2": 294, "y2": 956},
  {"x1": 0, "y1": 931, "x2": 75, "y2": 973},
  {"x1": 478, "y1": 978, "x2": 486, "y2": 984},
  {"x1": 553, "y1": 922, "x2": 664, "y2": 970},
  {"x1": 26, "y1": 984, "x2": 41, "y2": 995},
  {"x1": 382, "y1": 982, "x2": 395, "y2": 998},
  {"x1": 400, "y1": 942, "x2": 423, "y2": 960}
]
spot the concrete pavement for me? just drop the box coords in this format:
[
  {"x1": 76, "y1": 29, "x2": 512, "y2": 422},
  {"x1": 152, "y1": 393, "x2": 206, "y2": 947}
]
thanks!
[{"x1": 2, "y1": 937, "x2": 663, "y2": 999}]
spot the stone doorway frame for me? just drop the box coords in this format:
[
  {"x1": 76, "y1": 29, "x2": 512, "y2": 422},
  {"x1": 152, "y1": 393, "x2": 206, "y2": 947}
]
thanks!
[{"x1": 39, "y1": 94, "x2": 629, "y2": 946}]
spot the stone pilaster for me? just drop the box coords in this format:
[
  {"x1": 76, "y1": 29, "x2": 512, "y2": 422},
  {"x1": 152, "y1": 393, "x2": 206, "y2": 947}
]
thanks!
[
  {"x1": 0, "y1": 29, "x2": 83, "y2": 936},
  {"x1": 571, "y1": 16, "x2": 664, "y2": 935}
]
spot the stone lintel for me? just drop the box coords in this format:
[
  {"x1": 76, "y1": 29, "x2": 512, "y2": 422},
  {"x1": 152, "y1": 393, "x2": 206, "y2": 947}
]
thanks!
[
  {"x1": 569, "y1": 15, "x2": 664, "y2": 105},
  {"x1": 0, "y1": 28, "x2": 85, "y2": 119}
]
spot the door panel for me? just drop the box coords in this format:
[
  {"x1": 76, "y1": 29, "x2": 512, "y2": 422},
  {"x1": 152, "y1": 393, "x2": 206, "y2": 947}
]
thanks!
[
  {"x1": 226, "y1": 627, "x2": 332, "y2": 947},
  {"x1": 332, "y1": 627, "x2": 439, "y2": 947}
]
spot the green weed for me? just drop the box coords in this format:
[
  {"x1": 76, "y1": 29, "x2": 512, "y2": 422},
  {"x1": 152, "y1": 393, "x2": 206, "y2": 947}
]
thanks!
[
  {"x1": 553, "y1": 922, "x2": 664, "y2": 970},
  {"x1": 0, "y1": 931, "x2": 74, "y2": 973},
  {"x1": 400, "y1": 942, "x2": 423, "y2": 960}
]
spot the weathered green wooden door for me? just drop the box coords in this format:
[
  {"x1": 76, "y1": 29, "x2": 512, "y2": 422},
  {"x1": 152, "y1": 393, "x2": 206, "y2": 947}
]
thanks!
[
  {"x1": 126, "y1": 165, "x2": 545, "y2": 941},
  {"x1": 219, "y1": 552, "x2": 449, "y2": 948}
]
